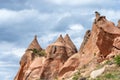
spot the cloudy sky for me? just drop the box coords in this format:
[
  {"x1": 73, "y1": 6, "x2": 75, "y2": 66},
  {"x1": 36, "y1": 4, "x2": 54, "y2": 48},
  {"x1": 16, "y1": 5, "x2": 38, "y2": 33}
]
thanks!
[{"x1": 0, "y1": 0, "x2": 120, "y2": 80}]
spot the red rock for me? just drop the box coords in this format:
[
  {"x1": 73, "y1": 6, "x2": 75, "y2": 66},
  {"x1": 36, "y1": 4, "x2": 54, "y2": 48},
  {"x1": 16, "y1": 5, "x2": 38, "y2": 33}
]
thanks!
[
  {"x1": 64, "y1": 34, "x2": 77, "y2": 56},
  {"x1": 59, "y1": 13, "x2": 120, "y2": 79},
  {"x1": 39, "y1": 34, "x2": 77, "y2": 80},
  {"x1": 14, "y1": 35, "x2": 42, "y2": 80},
  {"x1": 15, "y1": 12, "x2": 120, "y2": 80},
  {"x1": 58, "y1": 53, "x2": 80, "y2": 79}
]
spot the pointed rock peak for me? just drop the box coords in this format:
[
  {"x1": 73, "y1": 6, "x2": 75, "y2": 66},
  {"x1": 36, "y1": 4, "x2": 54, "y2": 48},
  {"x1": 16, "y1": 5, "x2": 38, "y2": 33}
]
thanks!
[
  {"x1": 64, "y1": 34, "x2": 70, "y2": 40},
  {"x1": 27, "y1": 35, "x2": 42, "y2": 51},
  {"x1": 55, "y1": 34, "x2": 65, "y2": 43},
  {"x1": 64, "y1": 34, "x2": 77, "y2": 52},
  {"x1": 34, "y1": 35, "x2": 37, "y2": 40},
  {"x1": 95, "y1": 11, "x2": 100, "y2": 15},
  {"x1": 118, "y1": 19, "x2": 120, "y2": 23},
  {"x1": 117, "y1": 19, "x2": 120, "y2": 28}
]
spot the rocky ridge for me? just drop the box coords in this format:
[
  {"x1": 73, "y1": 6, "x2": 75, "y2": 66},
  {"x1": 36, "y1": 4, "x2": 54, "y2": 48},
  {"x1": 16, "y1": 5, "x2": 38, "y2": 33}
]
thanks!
[{"x1": 15, "y1": 12, "x2": 120, "y2": 80}]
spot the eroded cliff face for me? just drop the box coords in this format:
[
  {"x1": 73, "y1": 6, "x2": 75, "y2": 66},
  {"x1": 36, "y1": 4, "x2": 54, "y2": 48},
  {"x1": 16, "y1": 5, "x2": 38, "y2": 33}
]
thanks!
[
  {"x1": 15, "y1": 13, "x2": 120, "y2": 80},
  {"x1": 14, "y1": 36, "x2": 43, "y2": 80},
  {"x1": 15, "y1": 34, "x2": 77, "y2": 80},
  {"x1": 58, "y1": 15, "x2": 120, "y2": 79},
  {"x1": 39, "y1": 34, "x2": 77, "y2": 80}
]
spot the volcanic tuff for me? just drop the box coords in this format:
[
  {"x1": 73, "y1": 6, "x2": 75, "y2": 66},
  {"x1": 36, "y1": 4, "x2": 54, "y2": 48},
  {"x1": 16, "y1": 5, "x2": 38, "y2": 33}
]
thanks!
[
  {"x1": 15, "y1": 12, "x2": 120, "y2": 80},
  {"x1": 15, "y1": 34, "x2": 77, "y2": 80}
]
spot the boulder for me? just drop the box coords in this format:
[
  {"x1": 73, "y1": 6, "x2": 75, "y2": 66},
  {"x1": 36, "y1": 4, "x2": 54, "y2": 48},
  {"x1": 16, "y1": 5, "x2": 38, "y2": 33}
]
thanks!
[{"x1": 90, "y1": 66, "x2": 106, "y2": 79}]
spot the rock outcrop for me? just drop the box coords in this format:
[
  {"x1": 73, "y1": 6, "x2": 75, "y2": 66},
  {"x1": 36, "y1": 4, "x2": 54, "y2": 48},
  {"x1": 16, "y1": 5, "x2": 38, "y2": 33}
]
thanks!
[
  {"x1": 14, "y1": 35, "x2": 43, "y2": 80},
  {"x1": 64, "y1": 34, "x2": 78, "y2": 56},
  {"x1": 117, "y1": 20, "x2": 120, "y2": 28},
  {"x1": 39, "y1": 34, "x2": 77, "y2": 80},
  {"x1": 90, "y1": 66, "x2": 106, "y2": 79},
  {"x1": 58, "y1": 12, "x2": 120, "y2": 79},
  {"x1": 15, "y1": 12, "x2": 120, "y2": 80},
  {"x1": 79, "y1": 30, "x2": 91, "y2": 52},
  {"x1": 15, "y1": 34, "x2": 77, "y2": 80}
]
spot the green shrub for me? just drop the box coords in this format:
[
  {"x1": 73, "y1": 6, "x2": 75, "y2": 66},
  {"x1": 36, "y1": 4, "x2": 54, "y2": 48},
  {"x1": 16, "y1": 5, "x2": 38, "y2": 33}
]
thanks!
[
  {"x1": 38, "y1": 50, "x2": 46, "y2": 57},
  {"x1": 29, "y1": 48, "x2": 46, "y2": 57},
  {"x1": 72, "y1": 70, "x2": 80, "y2": 80},
  {"x1": 114, "y1": 55, "x2": 120, "y2": 66},
  {"x1": 104, "y1": 73, "x2": 115, "y2": 79},
  {"x1": 33, "y1": 48, "x2": 39, "y2": 54}
]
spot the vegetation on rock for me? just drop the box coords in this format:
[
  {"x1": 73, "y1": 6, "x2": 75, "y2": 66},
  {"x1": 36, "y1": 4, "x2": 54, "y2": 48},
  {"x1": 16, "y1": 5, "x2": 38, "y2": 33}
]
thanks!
[
  {"x1": 28, "y1": 48, "x2": 46, "y2": 57},
  {"x1": 72, "y1": 70, "x2": 81, "y2": 80},
  {"x1": 114, "y1": 55, "x2": 120, "y2": 66}
]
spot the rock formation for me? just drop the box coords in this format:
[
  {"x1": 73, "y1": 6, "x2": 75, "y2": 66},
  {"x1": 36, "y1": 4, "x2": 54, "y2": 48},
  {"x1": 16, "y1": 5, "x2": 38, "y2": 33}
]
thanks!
[
  {"x1": 14, "y1": 35, "x2": 43, "y2": 80},
  {"x1": 79, "y1": 30, "x2": 91, "y2": 53},
  {"x1": 94, "y1": 11, "x2": 100, "y2": 23},
  {"x1": 58, "y1": 12, "x2": 120, "y2": 79},
  {"x1": 117, "y1": 19, "x2": 120, "y2": 28},
  {"x1": 15, "y1": 12, "x2": 120, "y2": 80},
  {"x1": 39, "y1": 34, "x2": 77, "y2": 80},
  {"x1": 64, "y1": 34, "x2": 78, "y2": 57},
  {"x1": 15, "y1": 34, "x2": 77, "y2": 80}
]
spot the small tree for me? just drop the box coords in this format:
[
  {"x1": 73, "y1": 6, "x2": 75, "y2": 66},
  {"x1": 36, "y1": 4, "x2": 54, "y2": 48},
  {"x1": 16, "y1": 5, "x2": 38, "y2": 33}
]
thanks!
[
  {"x1": 30, "y1": 48, "x2": 46, "y2": 57},
  {"x1": 38, "y1": 50, "x2": 46, "y2": 57},
  {"x1": 114, "y1": 55, "x2": 120, "y2": 66},
  {"x1": 72, "y1": 70, "x2": 80, "y2": 80}
]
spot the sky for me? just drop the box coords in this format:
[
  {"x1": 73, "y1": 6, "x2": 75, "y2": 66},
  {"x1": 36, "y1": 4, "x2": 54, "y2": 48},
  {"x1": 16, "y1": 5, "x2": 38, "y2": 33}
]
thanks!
[{"x1": 0, "y1": 0, "x2": 120, "y2": 80}]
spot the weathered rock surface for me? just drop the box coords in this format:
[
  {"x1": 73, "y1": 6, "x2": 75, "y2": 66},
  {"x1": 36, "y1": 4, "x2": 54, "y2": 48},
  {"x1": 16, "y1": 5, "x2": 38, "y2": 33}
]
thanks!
[
  {"x1": 58, "y1": 53, "x2": 80, "y2": 79},
  {"x1": 58, "y1": 13, "x2": 120, "y2": 79},
  {"x1": 15, "y1": 34, "x2": 77, "y2": 80},
  {"x1": 14, "y1": 36, "x2": 43, "y2": 80},
  {"x1": 64, "y1": 34, "x2": 78, "y2": 56},
  {"x1": 90, "y1": 66, "x2": 106, "y2": 79},
  {"x1": 39, "y1": 34, "x2": 77, "y2": 80},
  {"x1": 79, "y1": 30, "x2": 91, "y2": 53},
  {"x1": 117, "y1": 20, "x2": 120, "y2": 28},
  {"x1": 15, "y1": 12, "x2": 120, "y2": 80}
]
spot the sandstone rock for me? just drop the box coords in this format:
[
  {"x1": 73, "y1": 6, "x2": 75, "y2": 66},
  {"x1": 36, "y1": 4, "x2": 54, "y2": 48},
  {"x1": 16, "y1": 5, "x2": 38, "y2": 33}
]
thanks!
[
  {"x1": 26, "y1": 57, "x2": 45, "y2": 80},
  {"x1": 14, "y1": 35, "x2": 42, "y2": 80},
  {"x1": 79, "y1": 30, "x2": 91, "y2": 53},
  {"x1": 27, "y1": 35, "x2": 42, "y2": 51},
  {"x1": 46, "y1": 35, "x2": 68, "y2": 60},
  {"x1": 59, "y1": 12, "x2": 120, "y2": 79},
  {"x1": 81, "y1": 15, "x2": 120, "y2": 62},
  {"x1": 58, "y1": 53, "x2": 80, "y2": 79},
  {"x1": 117, "y1": 19, "x2": 120, "y2": 28},
  {"x1": 64, "y1": 34, "x2": 77, "y2": 55},
  {"x1": 94, "y1": 11, "x2": 100, "y2": 23},
  {"x1": 15, "y1": 12, "x2": 120, "y2": 80},
  {"x1": 39, "y1": 34, "x2": 77, "y2": 80}
]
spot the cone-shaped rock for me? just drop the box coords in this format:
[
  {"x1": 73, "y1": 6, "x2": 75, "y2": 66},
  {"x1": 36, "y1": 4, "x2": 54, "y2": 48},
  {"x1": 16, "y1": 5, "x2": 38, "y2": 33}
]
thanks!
[
  {"x1": 27, "y1": 35, "x2": 42, "y2": 51},
  {"x1": 14, "y1": 35, "x2": 43, "y2": 80},
  {"x1": 55, "y1": 34, "x2": 65, "y2": 44},
  {"x1": 64, "y1": 34, "x2": 77, "y2": 53},
  {"x1": 40, "y1": 35, "x2": 69, "y2": 80}
]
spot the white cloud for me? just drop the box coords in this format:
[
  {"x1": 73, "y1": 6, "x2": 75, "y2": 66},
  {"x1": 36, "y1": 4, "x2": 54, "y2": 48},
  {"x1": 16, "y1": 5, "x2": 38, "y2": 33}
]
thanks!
[
  {"x1": 0, "y1": 9, "x2": 52, "y2": 25},
  {"x1": 0, "y1": 61, "x2": 19, "y2": 80},
  {"x1": 0, "y1": 61, "x2": 19, "y2": 67},
  {"x1": 100, "y1": 9, "x2": 120, "y2": 21},
  {"x1": 57, "y1": 12, "x2": 71, "y2": 23},
  {"x1": 45, "y1": 0, "x2": 109, "y2": 5},
  {"x1": 56, "y1": 23, "x2": 85, "y2": 49},
  {"x1": 67, "y1": 24, "x2": 85, "y2": 48},
  {"x1": 65, "y1": 24, "x2": 85, "y2": 36},
  {"x1": 0, "y1": 41, "x2": 25, "y2": 57},
  {"x1": 39, "y1": 33, "x2": 59, "y2": 48},
  {"x1": 69, "y1": 24, "x2": 84, "y2": 31}
]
